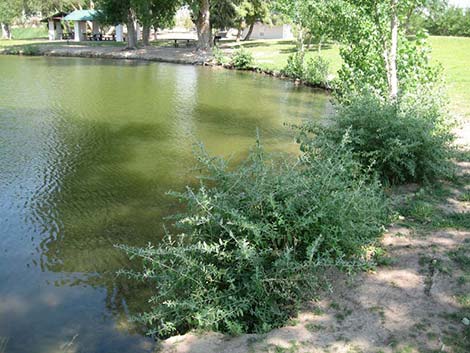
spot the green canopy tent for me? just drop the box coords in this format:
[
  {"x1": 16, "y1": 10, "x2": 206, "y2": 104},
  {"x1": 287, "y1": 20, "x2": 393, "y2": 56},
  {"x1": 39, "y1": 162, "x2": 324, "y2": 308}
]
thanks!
[{"x1": 63, "y1": 10, "x2": 124, "y2": 42}]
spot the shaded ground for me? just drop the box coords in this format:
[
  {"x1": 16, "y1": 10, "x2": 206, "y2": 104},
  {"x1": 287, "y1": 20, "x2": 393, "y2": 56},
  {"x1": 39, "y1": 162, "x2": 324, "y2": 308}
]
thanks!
[{"x1": 155, "y1": 132, "x2": 470, "y2": 353}]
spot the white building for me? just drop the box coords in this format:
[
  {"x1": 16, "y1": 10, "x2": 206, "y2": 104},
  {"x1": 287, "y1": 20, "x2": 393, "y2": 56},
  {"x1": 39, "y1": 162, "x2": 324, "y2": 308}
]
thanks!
[
  {"x1": 242, "y1": 22, "x2": 294, "y2": 40},
  {"x1": 449, "y1": 0, "x2": 470, "y2": 9}
]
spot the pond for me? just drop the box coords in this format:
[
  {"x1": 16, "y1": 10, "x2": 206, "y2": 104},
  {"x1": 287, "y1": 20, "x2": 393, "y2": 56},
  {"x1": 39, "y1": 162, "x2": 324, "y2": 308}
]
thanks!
[{"x1": 0, "y1": 55, "x2": 330, "y2": 353}]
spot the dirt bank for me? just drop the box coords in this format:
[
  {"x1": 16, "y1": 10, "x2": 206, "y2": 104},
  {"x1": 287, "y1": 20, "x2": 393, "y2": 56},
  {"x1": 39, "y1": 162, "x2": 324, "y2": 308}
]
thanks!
[{"x1": 0, "y1": 43, "x2": 212, "y2": 65}]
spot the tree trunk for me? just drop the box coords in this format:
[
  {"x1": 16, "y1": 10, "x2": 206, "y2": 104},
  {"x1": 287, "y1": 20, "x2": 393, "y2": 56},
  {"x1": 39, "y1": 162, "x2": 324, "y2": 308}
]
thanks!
[
  {"x1": 126, "y1": 9, "x2": 138, "y2": 49},
  {"x1": 1, "y1": 23, "x2": 11, "y2": 40},
  {"x1": 404, "y1": 7, "x2": 414, "y2": 34},
  {"x1": 388, "y1": 0, "x2": 399, "y2": 100},
  {"x1": 243, "y1": 22, "x2": 254, "y2": 41},
  {"x1": 196, "y1": 0, "x2": 211, "y2": 51},
  {"x1": 142, "y1": 24, "x2": 150, "y2": 46},
  {"x1": 236, "y1": 21, "x2": 242, "y2": 42},
  {"x1": 298, "y1": 27, "x2": 305, "y2": 53}
]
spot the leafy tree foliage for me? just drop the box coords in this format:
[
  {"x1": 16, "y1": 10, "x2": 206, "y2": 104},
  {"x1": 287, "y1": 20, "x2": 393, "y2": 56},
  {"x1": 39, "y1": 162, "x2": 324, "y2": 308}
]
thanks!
[
  {"x1": 25, "y1": 0, "x2": 88, "y2": 15},
  {"x1": 0, "y1": 0, "x2": 22, "y2": 39},
  {"x1": 321, "y1": 0, "x2": 441, "y2": 101},
  {"x1": 273, "y1": 0, "x2": 332, "y2": 51},
  {"x1": 424, "y1": 5, "x2": 470, "y2": 37},
  {"x1": 96, "y1": 0, "x2": 180, "y2": 47},
  {"x1": 210, "y1": 0, "x2": 238, "y2": 30},
  {"x1": 236, "y1": 0, "x2": 271, "y2": 41}
]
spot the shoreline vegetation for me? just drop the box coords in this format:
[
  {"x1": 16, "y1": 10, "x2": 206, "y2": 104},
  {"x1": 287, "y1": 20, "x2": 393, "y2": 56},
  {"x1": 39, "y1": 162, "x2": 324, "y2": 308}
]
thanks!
[
  {"x1": 1, "y1": 36, "x2": 469, "y2": 118},
  {"x1": 0, "y1": 40, "x2": 333, "y2": 91},
  {"x1": 1, "y1": 35, "x2": 469, "y2": 353}
]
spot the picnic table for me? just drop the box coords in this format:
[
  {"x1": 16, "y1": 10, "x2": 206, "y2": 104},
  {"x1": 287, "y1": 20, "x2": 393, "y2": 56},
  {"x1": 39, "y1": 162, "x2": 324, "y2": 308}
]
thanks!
[
  {"x1": 171, "y1": 39, "x2": 196, "y2": 48},
  {"x1": 62, "y1": 32, "x2": 74, "y2": 40},
  {"x1": 85, "y1": 33, "x2": 116, "y2": 41}
]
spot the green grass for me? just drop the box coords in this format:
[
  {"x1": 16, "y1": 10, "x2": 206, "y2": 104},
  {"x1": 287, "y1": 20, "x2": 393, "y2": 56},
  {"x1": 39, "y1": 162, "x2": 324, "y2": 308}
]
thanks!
[
  {"x1": 221, "y1": 36, "x2": 470, "y2": 119},
  {"x1": 0, "y1": 39, "x2": 48, "y2": 48},
  {"x1": 221, "y1": 39, "x2": 341, "y2": 74},
  {"x1": 428, "y1": 36, "x2": 470, "y2": 119}
]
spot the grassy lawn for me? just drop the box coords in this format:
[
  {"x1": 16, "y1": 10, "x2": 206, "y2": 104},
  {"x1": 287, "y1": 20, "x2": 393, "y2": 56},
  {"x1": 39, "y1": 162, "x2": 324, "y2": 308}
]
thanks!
[
  {"x1": 221, "y1": 39, "x2": 342, "y2": 73},
  {"x1": 428, "y1": 36, "x2": 470, "y2": 119},
  {"x1": 223, "y1": 36, "x2": 470, "y2": 119}
]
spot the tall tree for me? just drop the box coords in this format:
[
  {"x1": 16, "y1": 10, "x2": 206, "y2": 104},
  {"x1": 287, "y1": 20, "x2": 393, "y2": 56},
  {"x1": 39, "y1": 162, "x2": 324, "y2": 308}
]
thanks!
[
  {"x1": 211, "y1": 0, "x2": 238, "y2": 30},
  {"x1": 236, "y1": 0, "x2": 270, "y2": 41},
  {"x1": 0, "y1": 0, "x2": 22, "y2": 39},
  {"x1": 136, "y1": 0, "x2": 179, "y2": 45},
  {"x1": 273, "y1": 0, "x2": 318, "y2": 51},
  {"x1": 319, "y1": 0, "x2": 436, "y2": 101},
  {"x1": 187, "y1": 0, "x2": 212, "y2": 50},
  {"x1": 97, "y1": 0, "x2": 140, "y2": 48}
]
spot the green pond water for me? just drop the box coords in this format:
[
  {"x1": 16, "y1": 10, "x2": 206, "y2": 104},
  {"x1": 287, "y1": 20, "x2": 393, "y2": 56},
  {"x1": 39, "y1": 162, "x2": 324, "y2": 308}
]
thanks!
[{"x1": 0, "y1": 55, "x2": 330, "y2": 353}]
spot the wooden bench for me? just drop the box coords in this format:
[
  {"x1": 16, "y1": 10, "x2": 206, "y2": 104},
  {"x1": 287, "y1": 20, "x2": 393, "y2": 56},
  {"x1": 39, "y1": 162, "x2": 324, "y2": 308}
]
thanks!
[{"x1": 172, "y1": 39, "x2": 195, "y2": 48}]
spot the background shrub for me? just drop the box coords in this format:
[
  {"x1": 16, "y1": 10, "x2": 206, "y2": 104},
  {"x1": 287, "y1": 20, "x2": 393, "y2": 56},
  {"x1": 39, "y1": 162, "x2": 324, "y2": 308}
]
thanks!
[
  {"x1": 212, "y1": 46, "x2": 230, "y2": 65},
  {"x1": 281, "y1": 52, "x2": 330, "y2": 86},
  {"x1": 120, "y1": 139, "x2": 389, "y2": 337},
  {"x1": 231, "y1": 47, "x2": 255, "y2": 70},
  {"x1": 298, "y1": 93, "x2": 455, "y2": 184},
  {"x1": 281, "y1": 51, "x2": 304, "y2": 79},
  {"x1": 424, "y1": 7, "x2": 470, "y2": 37},
  {"x1": 303, "y1": 56, "x2": 330, "y2": 86}
]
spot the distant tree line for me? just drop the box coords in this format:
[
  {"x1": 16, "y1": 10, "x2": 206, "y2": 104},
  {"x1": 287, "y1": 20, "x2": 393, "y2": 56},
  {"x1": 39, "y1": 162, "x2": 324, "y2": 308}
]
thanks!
[
  {"x1": 422, "y1": 5, "x2": 470, "y2": 37},
  {"x1": 0, "y1": 0, "x2": 276, "y2": 51},
  {"x1": 4, "y1": 0, "x2": 469, "y2": 52}
]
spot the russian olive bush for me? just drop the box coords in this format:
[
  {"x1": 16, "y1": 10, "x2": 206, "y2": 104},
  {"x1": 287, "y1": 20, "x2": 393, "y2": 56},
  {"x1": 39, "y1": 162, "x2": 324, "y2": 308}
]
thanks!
[
  {"x1": 120, "y1": 139, "x2": 390, "y2": 337},
  {"x1": 298, "y1": 94, "x2": 455, "y2": 185},
  {"x1": 231, "y1": 48, "x2": 255, "y2": 70},
  {"x1": 282, "y1": 52, "x2": 330, "y2": 86}
]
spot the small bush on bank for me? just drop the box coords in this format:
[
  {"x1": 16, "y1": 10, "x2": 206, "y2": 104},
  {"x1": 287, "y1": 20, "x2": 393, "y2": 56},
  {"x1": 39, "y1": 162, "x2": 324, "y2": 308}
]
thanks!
[
  {"x1": 281, "y1": 52, "x2": 330, "y2": 86},
  {"x1": 5, "y1": 45, "x2": 40, "y2": 56},
  {"x1": 281, "y1": 51, "x2": 304, "y2": 79},
  {"x1": 21, "y1": 45, "x2": 40, "y2": 56},
  {"x1": 212, "y1": 46, "x2": 230, "y2": 65},
  {"x1": 298, "y1": 93, "x2": 455, "y2": 185},
  {"x1": 304, "y1": 56, "x2": 330, "y2": 86},
  {"x1": 231, "y1": 48, "x2": 255, "y2": 70},
  {"x1": 119, "y1": 139, "x2": 389, "y2": 337}
]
